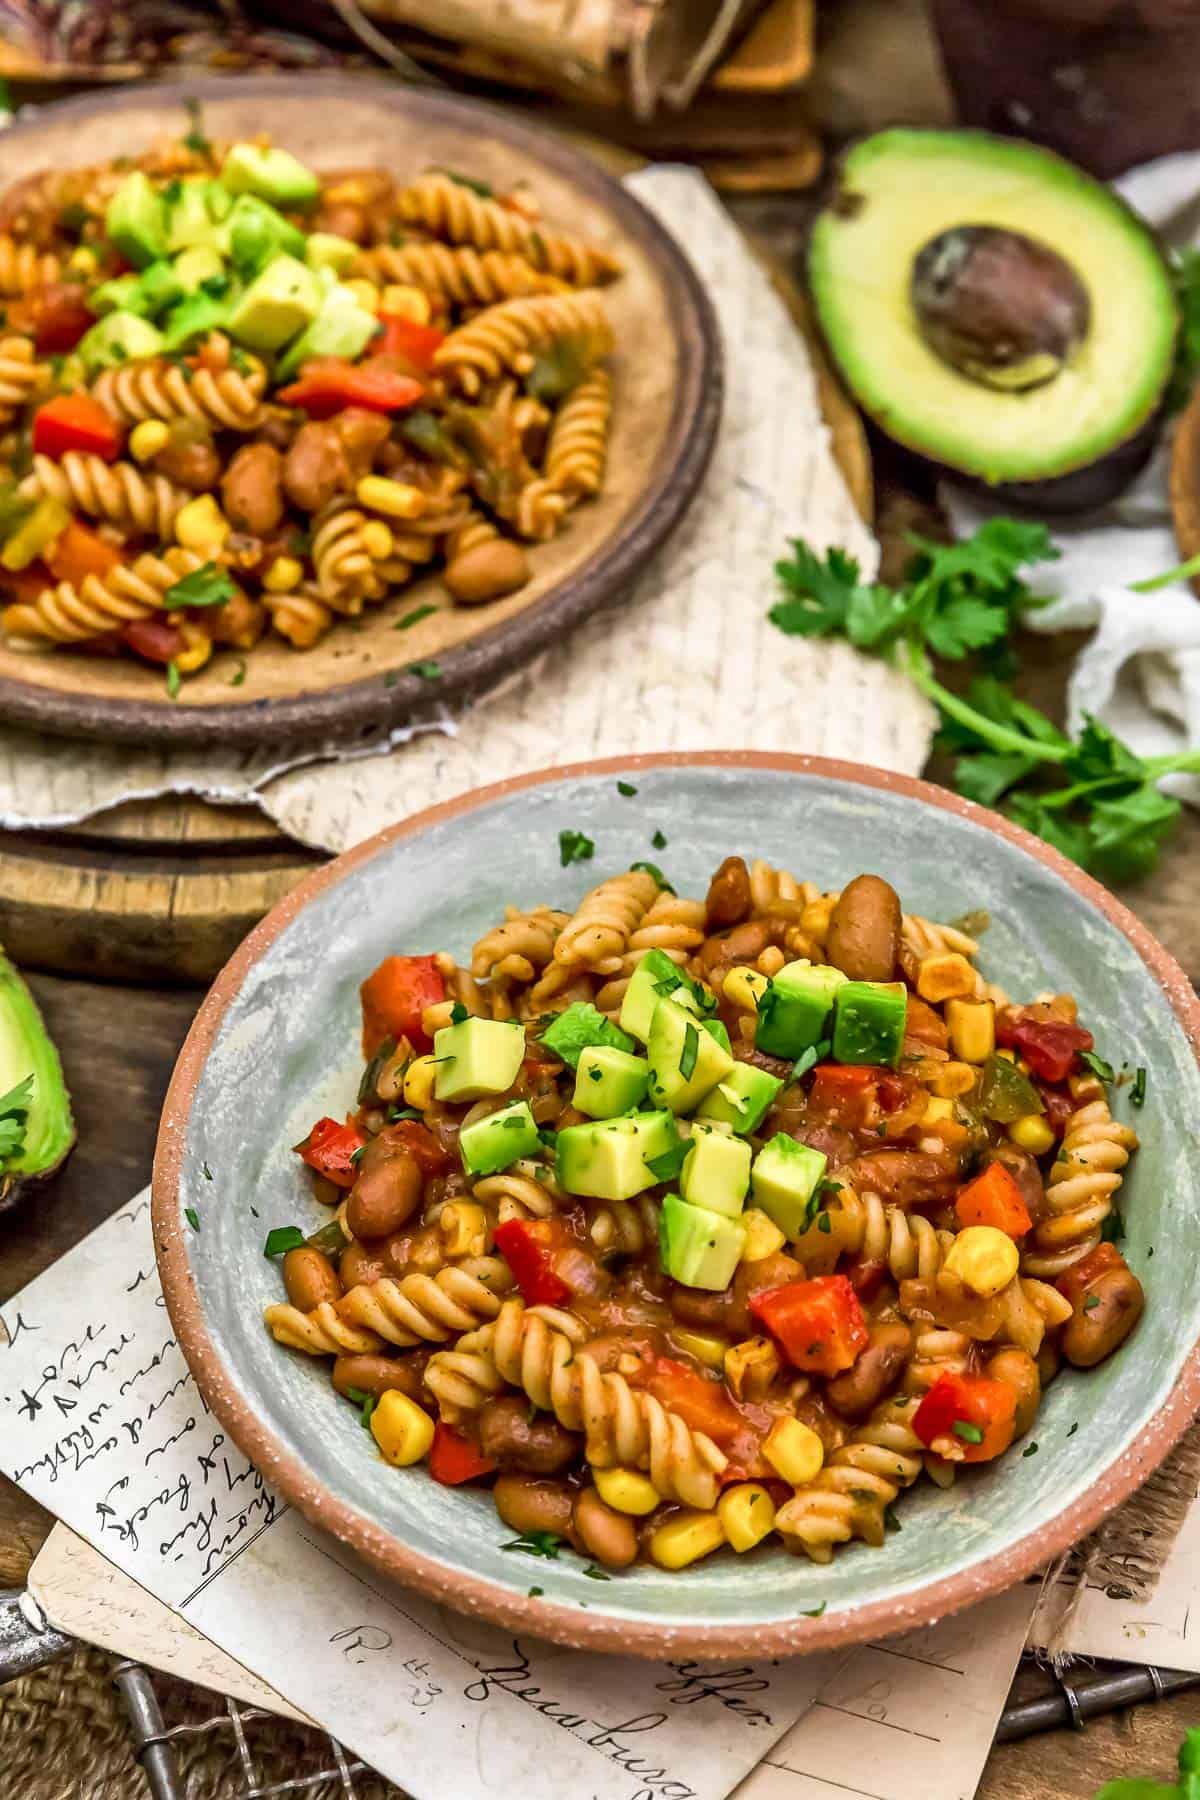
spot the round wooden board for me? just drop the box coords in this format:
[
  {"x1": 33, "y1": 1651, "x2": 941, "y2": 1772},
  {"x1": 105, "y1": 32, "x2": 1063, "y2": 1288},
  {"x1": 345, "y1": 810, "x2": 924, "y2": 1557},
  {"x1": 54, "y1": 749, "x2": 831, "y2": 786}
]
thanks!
[
  {"x1": 0, "y1": 163, "x2": 872, "y2": 987},
  {"x1": 0, "y1": 75, "x2": 721, "y2": 748}
]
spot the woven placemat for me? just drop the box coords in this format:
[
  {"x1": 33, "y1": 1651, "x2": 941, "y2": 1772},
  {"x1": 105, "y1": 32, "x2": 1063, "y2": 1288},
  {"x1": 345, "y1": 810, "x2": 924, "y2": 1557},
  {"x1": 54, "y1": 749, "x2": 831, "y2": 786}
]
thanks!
[{"x1": 0, "y1": 1643, "x2": 404, "y2": 1800}]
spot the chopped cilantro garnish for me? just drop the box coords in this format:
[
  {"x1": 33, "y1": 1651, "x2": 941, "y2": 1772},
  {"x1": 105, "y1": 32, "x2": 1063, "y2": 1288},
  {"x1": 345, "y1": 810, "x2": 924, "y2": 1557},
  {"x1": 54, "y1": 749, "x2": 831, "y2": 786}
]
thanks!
[
  {"x1": 500, "y1": 1530, "x2": 562, "y2": 1559},
  {"x1": 1131, "y1": 1066, "x2": 1147, "y2": 1107},
  {"x1": 1022, "y1": 1441, "x2": 1038, "y2": 1457},
  {"x1": 617, "y1": 780, "x2": 637, "y2": 797},
  {"x1": 582, "y1": 1564, "x2": 611, "y2": 1580},
  {"x1": 344, "y1": 1386, "x2": 377, "y2": 1432},
  {"x1": 537, "y1": 1127, "x2": 558, "y2": 1149},
  {"x1": 679, "y1": 1022, "x2": 699, "y2": 1082},
  {"x1": 651, "y1": 829, "x2": 667, "y2": 849},
  {"x1": 644, "y1": 1137, "x2": 689, "y2": 1184},
  {"x1": 162, "y1": 561, "x2": 236, "y2": 611},
  {"x1": 395, "y1": 604, "x2": 437, "y2": 630},
  {"x1": 202, "y1": 1161, "x2": 213, "y2": 1181},
  {"x1": 408, "y1": 659, "x2": 442, "y2": 681},
  {"x1": 183, "y1": 97, "x2": 211, "y2": 156},
  {"x1": 229, "y1": 658, "x2": 247, "y2": 687},
  {"x1": 883, "y1": 1504, "x2": 902, "y2": 1532},
  {"x1": 439, "y1": 168, "x2": 493, "y2": 198},
  {"x1": 630, "y1": 860, "x2": 673, "y2": 893},
  {"x1": 1067, "y1": 1421, "x2": 1079, "y2": 1437},
  {"x1": 1101, "y1": 1208, "x2": 1126, "y2": 1244},
  {"x1": 802, "y1": 1603, "x2": 826, "y2": 1618},
  {"x1": 1080, "y1": 1049, "x2": 1115, "y2": 1083},
  {"x1": 449, "y1": 1001, "x2": 469, "y2": 1024},
  {"x1": 165, "y1": 660, "x2": 181, "y2": 700},
  {"x1": 952, "y1": 1420, "x2": 983, "y2": 1444},
  {"x1": 559, "y1": 829, "x2": 595, "y2": 867},
  {"x1": 184, "y1": 1207, "x2": 200, "y2": 1232},
  {"x1": 791, "y1": 1037, "x2": 831, "y2": 1081},
  {"x1": 1084, "y1": 1295, "x2": 1101, "y2": 1312},
  {"x1": 527, "y1": 1585, "x2": 544, "y2": 1598},
  {"x1": 264, "y1": 1226, "x2": 306, "y2": 1258}
]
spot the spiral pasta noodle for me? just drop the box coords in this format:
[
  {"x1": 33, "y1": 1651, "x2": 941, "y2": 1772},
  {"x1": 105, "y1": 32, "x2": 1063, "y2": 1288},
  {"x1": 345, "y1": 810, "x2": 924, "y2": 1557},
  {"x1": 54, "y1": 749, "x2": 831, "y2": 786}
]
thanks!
[
  {"x1": 22, "y1": 452, "x2": 192, "y2": 538},
  {"x1": 544, "y1": 368, "x2": 611, "y2": 498},
  {"x1": 593, "y1": 891, "x2": 709, "y2": 1015},
  {"x1": 584, "y1": 1195, "x2": 658, "y2": 1256},
  {"x1": 0, "y1": 237, "x2": 60, "y2": 295},
  {"x1": 0, "y1": 336, "x2": 46, "y2": 424},
  {"x1": 396, "y1": 174, "x2": 620, "y2": 287},
  {"x1": 338, "y1": 1257, "x2": 514, "y2": 1347},
  {"x1": 264, "y1": 1300, "x2": 383, "y2": 1357},
  {"x1": 472, "y1": 1166, "x2": 559, "y2": 1223},
  {"x1": 264, "y1": 587, "x2": 333, "y2": 650},
  {"x1": 472, "y1": 905, "x2": 568, "y2": 984},
  {"x1": 356, "y1": 242, "x2": 560, "y2": 305},
  {"x1": 92, "y1": 355, "x2": 267, "y2": 430},
  {"x1": 554, "y1": 866, "x2": 661, "y2": 969},
  {"x1": 775, "y1": 1398, "x2": 925, "y2": 1561},
  {"x1": 311, "y1": 500, "x2": 387, "y2": 610},
  {"x1": 433, "y1": 291, "x2": 614, "y2": 396},
  {"x1": 2, "y1": 545, "x2": 210, "y2": 644},
  {"x1": 1021, "y1": 1096, "x2": 1139, "y2": 1277}
]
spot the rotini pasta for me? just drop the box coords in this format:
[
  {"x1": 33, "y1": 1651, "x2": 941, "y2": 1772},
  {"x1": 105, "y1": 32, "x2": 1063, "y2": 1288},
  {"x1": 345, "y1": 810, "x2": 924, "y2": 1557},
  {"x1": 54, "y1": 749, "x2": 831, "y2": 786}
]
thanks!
[
  {"x1": 396, "y1": 173, "x2": 620, "y2": 287},
  {"x1": 2, "y1": 545, "x2": 210, "y2": 644},
  {"x1": 355, "y1": 242, "x2": 560, "y2": 305},
  {"x1": 433, "y1": 291, "x2": 614, "y2": 396},
  {"x1": 268, "y1": 854, "x2": 1146, "y2": 1576},
  {"x1": 0, "y1": 336, "x2": 46, "y2": 424},
  {"x1": 92, "y1": 355, "x2": 268, "y2": 430},
  {"x1": 22, "y1": 452, "x2": 192, "y2": 538},
  {"x1": 0, "y1": 237, "x2": 60, "y2": 296}
]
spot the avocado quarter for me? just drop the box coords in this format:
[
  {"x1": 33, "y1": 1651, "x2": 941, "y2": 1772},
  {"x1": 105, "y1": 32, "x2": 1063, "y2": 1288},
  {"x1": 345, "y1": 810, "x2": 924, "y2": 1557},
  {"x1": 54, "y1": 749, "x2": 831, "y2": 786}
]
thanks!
[{"x1": 808, "y1": 129, "x2": 1178, "y2": 509}]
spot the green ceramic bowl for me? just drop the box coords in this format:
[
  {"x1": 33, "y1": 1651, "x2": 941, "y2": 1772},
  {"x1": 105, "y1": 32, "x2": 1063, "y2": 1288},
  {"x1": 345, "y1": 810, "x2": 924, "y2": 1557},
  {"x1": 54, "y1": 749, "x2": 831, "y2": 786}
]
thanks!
[{"x1": 153, "y1": 754, "x2": 1200, "y2": 1658}]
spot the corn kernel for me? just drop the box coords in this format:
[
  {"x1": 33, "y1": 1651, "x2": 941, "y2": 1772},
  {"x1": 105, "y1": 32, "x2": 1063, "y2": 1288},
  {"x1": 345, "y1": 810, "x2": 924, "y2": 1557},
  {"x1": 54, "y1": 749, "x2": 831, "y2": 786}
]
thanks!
[
  {"x1": 421, "y1": 998, "x2": 457, "y2": 1037},
  {"x1": 593, "y1": 1466, "x2": 660, "y2": 1516},
  {"x1": 756, "y1": 945, "x2": 785, "y2": 977},
  {"x1": 380, "y1": 282, "x2": 432, "y2": 325},
  {"x1": 800, "y1": 896, "x2": 835, "y2": 942},
  {"x1": 922, "y1": 1093, "x2": 955, "y2": 1124},
  {"x1": 174, "y1": 494, "x2": 229, "y2": 553},
  {"x1": 943, "y1": 1224, "x2": 1019, "y2": 1299},
  {"x1": 439, "y1": 1201, "x2": 490, "y2": 1259},
  {"x1": 723, "y1": 965, "x2": 768, "y2": 1012},
  {"x1": 260, "y1": 554, "x2": 302, "y2": 593},
  {"x1": 356, "y1": 475, "x2": 426, "y2": 520},
  {"x1": 724, "y1": 1335, "x2": 780, "y2": 1402},
  {"x1": 740, "y1": 1207, "x2": 785, "y2": 1262},
  {"x1": 672, "y1": 1330, "x2": 727, "y2": 1370},
  {"x1": 67, "y1": 245, "x2": 98, "y2": 276},
  {"x1": 763, "y1": 1416, "x2": 825, "y2": 1486},
  {"x1": 930, "y1": 1060, "x2": 977, "y2": 1099},
  {"x1": 360, "y1": 519, "x2": 394, "y2": 561},
  {"x1": 173, "y1": 620, "x2": 212, "y2": 674},
  {"x1": 718, "y1": 1483, "x2": 776, "y2": 1553},
  {"x1": 1008, "y1": 1114, "x2": 1056, "y2": 1156},
  {"x1": 946, "y1": 997, "x2": 995, "y2": 1064},
  {"x1": 342, "y1": 278, "x2": 380, "y2": 313},
  {"x1": 402, "y1": 1054, "x2": 438, "y2": 1110},
  {"x1": 129, "y1": 419, "x2": 170, "y2": 463},
  {"x1": 649, "y1": 1509, "x2": 726, "y2": 1570},
  {"x1": 917, "y1": 952, "x2": 978, "y2": 1004},
  {"x1": 370, "y1": 1390, "x2": 434, "y2": 1466}
]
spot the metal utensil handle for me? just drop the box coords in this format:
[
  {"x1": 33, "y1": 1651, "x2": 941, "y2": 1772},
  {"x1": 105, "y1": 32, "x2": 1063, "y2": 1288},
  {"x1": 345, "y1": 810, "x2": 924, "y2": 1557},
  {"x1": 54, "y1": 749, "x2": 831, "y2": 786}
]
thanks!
[{"x1": 0, "y1": 1587, "x2": 73, "y2": 1684}]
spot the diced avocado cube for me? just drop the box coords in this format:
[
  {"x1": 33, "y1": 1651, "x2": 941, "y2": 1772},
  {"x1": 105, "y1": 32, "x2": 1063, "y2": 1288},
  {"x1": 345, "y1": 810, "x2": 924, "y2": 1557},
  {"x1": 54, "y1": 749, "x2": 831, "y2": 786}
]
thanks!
[
  {"x1": 556, "y1": 1110, "x2": 678, "y2": 1201},
  {"x1": 306, "y1": 231, "x2": 359, "y2": 275},
  {"x1": 225, "y1": 254, "x2": 321, "y2": 351},
  {"x1": 459, "y1": 1099, "x2": 540, "y2": 1177},
  {"x1": 89, "y1": 273, "x2": 142, "y2": 317},
  {"x1": 750, "y1": 1134, "x2": 828, "y2": 1240},
  {"x1": 755, "y1": 960, "x2": 847, "y2": 1060},
  {"x1": 165, "y1": 179, "x2": 221, "y2": 254},
  {"x1": 660, "y1": 1194, "x2": 746, "y2": 1291},
  {"x1": 160, "y1": 290, "x2": 230, "y2": 353},
  {"x1": 221, "y1": 142, "x2": 320, "y2": 209},
  {"x1": 106, "y1": 171, "x2": 167, "y2": 269},
  {"x1": 173, "y1": 245, "x2": 225, "y2": 293},
  {"x1": 680, "y1": 1122, "x2": 751, "y2": 1220},
  {"x1": 538, "y1": 1001, "x2": 635, "y2": 1072},
  {"x1": 226, "y1": 194, "x2": 307, "y2": 276},
  {"x1": 619, "y1": 948, "x2": 709, "y2": 1045},
  {"x1": 132, "y1": 260, "x2": 186, "y2": 317},
  {"x1": 572, "y1": 1045, "x2": 649, "y2": 1120},
  {"x1": 433, "y1": 1016, "x2": 526, "y2": 1103},
  {"x1": 831, "y1": 980, "x2": 908, "y2": 1068},
  {"x1": 275, "y1": 285, "x2": 379, "y2": 380},
  {"x1": 696, "y1": 1062, "x2": 783, "y2": 1137},
  {"x1": 77, "y1": 311, "x2": 165, "y2": 377},
  {"x1": 701, "y1": 1016, "x2": 732, "y2": 1054},
  {"x1": 646, "y1": 996, "x2": 734, "y2": 1114}
]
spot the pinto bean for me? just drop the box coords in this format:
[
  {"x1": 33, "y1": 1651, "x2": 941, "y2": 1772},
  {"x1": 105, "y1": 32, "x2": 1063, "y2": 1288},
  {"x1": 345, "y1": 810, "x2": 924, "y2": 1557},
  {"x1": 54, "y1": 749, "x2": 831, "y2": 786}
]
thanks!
[
  {"x1": 221, "y1": 442, "x2": 284, "y2": 535},
  {"x1": 825, "y1": 874, "x2": 902, "y2": 981},
  {"x1": 571, "y1": 1488, "x2": 638, "y2": 1569},
  {"x1": 477, "y1": 1396, "x2": 580, "y2": 1474},
  {"x1": 705, "y1": 855, "x2": 752, "y2": 930},
  {"x1": 1063, "y1": 1267, "x2": 1144, "y2": 1367},
  {"x1": 282, "y1": 1247, "x2": 342, "y2": 1311},
  {"x1": 444, "y1": 538, "x2": 529, "y2": 604},
  {"x1": 339, "y1": 1241, "x2": 389, "y2": 1289},
  {"x1": 979, "y1": 1144, "x2": 1047, "y2": 1227},
  {"x1": 826, "y1": 1321, "x2": 912, "y2": 1419},
  {"x1": 493, "y1": 1474, "x2": 574, "y2": 1540},
  {"x1": 152, "y1": 427, "x2": 222, "y2": 491},
  {"x1": 283, "y1": 420, "x2": 350, "y2": 514},
  {"x1": 693, "y1": 918, "x2": 780, "y2": 981},
  {"x1": 986, "y1": 1346, "x2": 1041, "y2": 1437},
  {"x1": 384, "y1": 1223, "x2": 446, "y2": 1278},
  {"x1": 346, "y1": 1142, "x2": 423, "y2": 1239},
  {"x1": 332, "y1": 1353, "x2": 423, "y2": 1401}
]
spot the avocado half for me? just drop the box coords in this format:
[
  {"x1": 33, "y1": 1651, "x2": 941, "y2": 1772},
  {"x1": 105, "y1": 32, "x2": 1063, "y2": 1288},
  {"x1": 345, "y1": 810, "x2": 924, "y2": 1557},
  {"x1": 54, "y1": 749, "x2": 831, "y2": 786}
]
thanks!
[
  {"x1": 808, "y1": 130, "x2": 1179, "y2": 510},
  {"x1": 0, "y1": 952, "x2": 74, "y2": 1215}
]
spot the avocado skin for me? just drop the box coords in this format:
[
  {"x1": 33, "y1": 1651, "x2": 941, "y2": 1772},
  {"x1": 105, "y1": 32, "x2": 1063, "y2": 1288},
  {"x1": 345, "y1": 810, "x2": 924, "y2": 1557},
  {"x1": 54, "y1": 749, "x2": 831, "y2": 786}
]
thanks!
[{"x1": 809, "y1": 129, "x2": 1179, "y2": 512}]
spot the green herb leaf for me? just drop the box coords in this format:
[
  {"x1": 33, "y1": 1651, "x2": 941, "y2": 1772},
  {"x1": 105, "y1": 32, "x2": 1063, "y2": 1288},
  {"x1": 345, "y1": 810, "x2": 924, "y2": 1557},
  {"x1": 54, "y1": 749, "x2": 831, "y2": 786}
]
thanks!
[
  {"x1": 408, "y1": 659, "x2": 442, "y2": 681},
  {"x1": 802, "y1": 1602, "x2": 826, "y2": 1618},
  {"x1": 1084, "y1": 1294, "x2": 1102, "y2": 1312},
  {"x1": 500, "y1": 1530, "x2": 562, "y2": 1559},
  {"x1": 791, "y1": 1037, "x2": 831, "y2": 1081},
  {"x1": 344, "y1": 1386, "x2": 378, "y2": 1431},
  {"x1": 1079, "y1": 1050, "x2": 1115, "y2": 1083},
  {"x1": 651, "y1": 829, "x2": 667, "y2": 849},
  {"x1": 617, "y1": 780, "x2": 637, "y2": 797},
  {"x1": 582, "y1": 1564, "x2": 612, "y2": 1580},
  {"x1": 162, "y1": 561, "x2": 236, "y2": 611},
  {"x1": 395, "y1": 604, "x2": 437, "y2": 630},
  {"x1": 449, "y1": 1001, "x2": 469, "y2": 1025},
  {"x1": 1132, "y1": 1066, "x2": 1147, "y2": 1107},
  {"x1": 202, "y1": 1161, "x2": 213, "y2": 1181},
  {"x1": 184, "y1": 1207, "x2": 200, "y2": 1232},
  {"x1": 630, "y1": 860, "x2": 674, "y2": 893},
  {"x1": 883, "y1": 1504, "x2": 902, "y2": 1531},
  {"x1": 1067, "y1": 1421, "x2": 1079, "y2": 1437},
  {"x1": 229, "y1": 657, "x2": 247, "y2": 687},
  {"x1": 264, "y1": 1225, "x2": 306, "y2": 1258},
  {"x1": 1022, "y1": 1441, "x2": 1038, "y2": 1457},
  {"x1": 527, "y1": 1585, "x2": 544, "y2": 1597},
  {"x1": 644, "y1": 1136, "x2": 689, "y2": 1185},
  {"x1": 1101, "y1": 1208, "x2": 1126, "y2": 1244},
  {"x1": 439, "y1": 168, "x2": 494, "y2": 198},
  {"x1": 952, "y1": 1420, "x2": 984, "y2": 1444},
  {"x1": 559, "y1": 829, "x2": 595, "y2": 867},
  {"x1": 165, "y1": 660, "x2": 181, "y2": 700},
  {"x1": 679, "y1": 1022, "x2": 699, "y2": 1082}
]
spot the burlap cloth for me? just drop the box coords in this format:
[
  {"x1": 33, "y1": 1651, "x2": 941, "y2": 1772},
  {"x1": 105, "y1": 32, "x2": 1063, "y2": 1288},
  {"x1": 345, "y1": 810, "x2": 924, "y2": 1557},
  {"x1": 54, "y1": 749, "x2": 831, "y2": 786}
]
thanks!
[{"x1": 1, "y1": 1641, "x2": 406, "y2": 1799}]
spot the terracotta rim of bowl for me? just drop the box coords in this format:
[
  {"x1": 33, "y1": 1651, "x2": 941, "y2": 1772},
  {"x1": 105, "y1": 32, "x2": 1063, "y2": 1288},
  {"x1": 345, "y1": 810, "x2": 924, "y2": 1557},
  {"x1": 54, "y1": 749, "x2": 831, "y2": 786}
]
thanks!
[{"x1": 153, "y1": 752, "x2": 1200, "y2": 1657}]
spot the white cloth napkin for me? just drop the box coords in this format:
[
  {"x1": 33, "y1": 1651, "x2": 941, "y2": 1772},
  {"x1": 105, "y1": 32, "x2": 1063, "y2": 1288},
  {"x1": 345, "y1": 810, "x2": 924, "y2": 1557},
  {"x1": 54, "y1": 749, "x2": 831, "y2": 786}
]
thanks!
[
  {"x1": 946, "y1": 152, "x2": 1200, "y2": 808},
  {"x1": 0, "y1": 166, "x2": 933, "y2": 853}
]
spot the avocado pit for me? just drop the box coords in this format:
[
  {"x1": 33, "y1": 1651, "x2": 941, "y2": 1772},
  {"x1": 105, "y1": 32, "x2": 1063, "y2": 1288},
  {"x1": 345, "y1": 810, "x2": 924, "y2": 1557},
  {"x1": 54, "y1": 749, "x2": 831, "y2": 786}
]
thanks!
[{"x1": 911, "y1": 224, "x2": 1090, "y2": 392}]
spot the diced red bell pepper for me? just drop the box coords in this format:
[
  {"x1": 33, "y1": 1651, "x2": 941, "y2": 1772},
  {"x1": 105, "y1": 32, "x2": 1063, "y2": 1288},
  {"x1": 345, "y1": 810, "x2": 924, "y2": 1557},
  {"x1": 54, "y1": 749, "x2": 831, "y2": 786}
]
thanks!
[
  {"x1": 996, "y1": 1016, "x2": 1094, "y2": 1084},
  {"x1": 955, "y1": 1161, "x2": 1033, "y2": 1239},
  {"x1": 32, "y1": 393, "x2": 122, "y2": 462},
  {"x1": 29, "y1": 283, "x2": 96, "y2": 354},
  {"x1": 45, "y1": 517, "x2": 123, "y2": 586},
  {"x1": 379, "y1": 1118, "x2": 451, "y2": 1177},
  {"x1": 294, "y1": 1115, "x2": 365, "y2": 1189},
  {"x1": 640, "y1": 1355, "x2": 742, "y2": 1445},
  {"x1": 428, "y1": 1422, "x2": 497, "y2": 1485},
  {"x1": 809, "y1": 1063, "x2": 881, "y2": 1129},
  {"x1": 374, "y1": 313, "x2": 445, "y2": 371},
  {"x1": 749, "y1": 1274, "x2": 868, "y2": 1377},
  {"x1": 494, "y1": 1218, "x2": 571, "y2": 1307},
  {"x1": 123, "y1": 615, "x2": 185, "y2": 665},
  {"x1": 912, "y1": 1370, "x2": 1016, "y2": 1463},
  {"x1": 277, "y1": 355, "x2": 424, "y2": 418},
  {"x1": 1055, "y1": 1241, "x2": 1126, "y2": 1307},
  {"x1": 360, "y1": 953, "x2": 445, "y2": 1057}
]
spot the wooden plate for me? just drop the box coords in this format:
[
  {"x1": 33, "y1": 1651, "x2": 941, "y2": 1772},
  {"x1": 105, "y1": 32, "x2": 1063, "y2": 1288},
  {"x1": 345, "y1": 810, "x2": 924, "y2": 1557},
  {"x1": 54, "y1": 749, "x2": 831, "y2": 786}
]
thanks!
[
  {"x1": 1171, "y1": 379, "x2": 1200, "y2": 594},
  {"x1": 0, "y1": 76, "x2": 722, "y2": 748}
]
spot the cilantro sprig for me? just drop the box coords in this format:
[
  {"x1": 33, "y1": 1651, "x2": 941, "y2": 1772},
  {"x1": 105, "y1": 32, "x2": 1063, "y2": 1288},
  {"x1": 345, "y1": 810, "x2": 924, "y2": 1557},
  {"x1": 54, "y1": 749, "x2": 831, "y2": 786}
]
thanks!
[{"x1": 770, "y1": 522, "x2": 1200, "y2": 884}]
